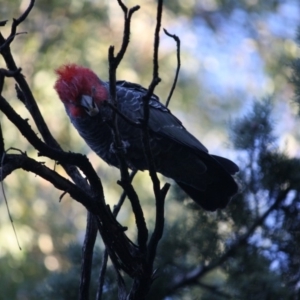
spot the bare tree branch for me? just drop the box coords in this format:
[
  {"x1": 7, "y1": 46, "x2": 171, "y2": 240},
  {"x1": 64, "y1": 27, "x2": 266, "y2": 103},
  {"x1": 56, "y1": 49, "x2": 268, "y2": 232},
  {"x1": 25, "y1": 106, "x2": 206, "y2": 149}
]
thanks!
[
  {"x1": 152, "y1": 0, "x2": 163, "y2": 80},
  {"x1": 113, "y1": 3, "x2": 140, "y2": 68},
  {"x1": 0, "y1": 150, "x2": 22, "y2": 250},
  {"x1": 145, "y1": 0, "x2": 166, "y2": 269},
  {"x1": 0, "y1": 20, "x2": 8, "y2": 27},
  {"x1": 79, "y1": 212, "x2": 98, "y2": 300},
  {"x1": 163, "y1": 29, "x2": 181, "y2": 108},
  {"x1": 0, "y1": 151, "x2": 140, "y2": 276},
  {"x1": 0, "y1": 85, "x2": 141, "y2": 280},
  {"x1": 0, "y1": 94, "x2": 102, "y2": 190},
  {"x1": 0, "y1": 153, "x2": 88, "y2": 201},
  {"x1": 107, "y1": 1, "x2": 148, "y2": 254},
  {"x1": 97, "y1": 170, "x2": 137, "y2": 299},
  {"x1": 0, "y1": 0, "x2": 34, "y2": 51},
  {"x1": 96, "y1": 249, "x2": 109, "y2": 300}
]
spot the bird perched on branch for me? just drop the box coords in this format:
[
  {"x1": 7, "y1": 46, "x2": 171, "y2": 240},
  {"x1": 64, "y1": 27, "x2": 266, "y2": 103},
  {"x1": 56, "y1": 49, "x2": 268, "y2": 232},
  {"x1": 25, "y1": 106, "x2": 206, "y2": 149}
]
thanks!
[{"x1": 54, "y1": 64, "x2": 239, "y2": 211}]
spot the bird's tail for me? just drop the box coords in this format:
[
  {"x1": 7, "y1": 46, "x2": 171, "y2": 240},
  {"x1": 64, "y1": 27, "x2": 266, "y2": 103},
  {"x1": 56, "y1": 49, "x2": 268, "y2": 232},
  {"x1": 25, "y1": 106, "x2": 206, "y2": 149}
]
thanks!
[{"x1": 176, "y1": 155, "x2": 239, "y2": 211}]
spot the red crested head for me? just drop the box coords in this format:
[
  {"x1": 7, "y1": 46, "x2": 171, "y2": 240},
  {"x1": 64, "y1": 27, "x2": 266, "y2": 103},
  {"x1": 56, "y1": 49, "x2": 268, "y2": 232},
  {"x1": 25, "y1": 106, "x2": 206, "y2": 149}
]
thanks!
[{"x1": 54, "y1": 64, "x2": 108, "y2": 117}]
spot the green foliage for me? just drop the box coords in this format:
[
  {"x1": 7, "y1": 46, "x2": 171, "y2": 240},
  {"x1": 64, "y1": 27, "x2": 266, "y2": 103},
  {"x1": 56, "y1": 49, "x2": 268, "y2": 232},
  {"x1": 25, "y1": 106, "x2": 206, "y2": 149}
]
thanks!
[
  {"x1": 230, "y1": 99, "x2": 275, "y2": 151},
  {"x1": 259, "y1": 151, "x2": 300, "y2": 191},
  {"x1": 225, "y1": 246, "x2": 291, "y2": 300}
]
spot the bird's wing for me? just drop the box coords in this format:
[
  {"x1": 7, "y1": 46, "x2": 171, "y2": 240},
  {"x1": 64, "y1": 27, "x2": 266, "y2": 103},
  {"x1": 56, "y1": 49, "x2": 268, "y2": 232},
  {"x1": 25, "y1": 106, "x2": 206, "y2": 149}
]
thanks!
[
  {"x1": 116, "y1": 81, "x2": 239, "y2": 175},
  {"x1": 147, "y1": 105, "x2": 239, "y2": 175},
  {"x1": 146, "y1": 104, "x2": 209, "y2": 153},
  {"x1": 116, "y1": 81, "x2": 208, "y2": 153}
]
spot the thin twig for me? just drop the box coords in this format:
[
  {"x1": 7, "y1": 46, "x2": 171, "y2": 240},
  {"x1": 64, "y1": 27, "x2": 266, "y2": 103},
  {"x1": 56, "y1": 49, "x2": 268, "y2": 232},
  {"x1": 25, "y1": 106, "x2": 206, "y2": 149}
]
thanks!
[
  {"x1": 96, "y1": 250, "x2": 109, "y2": 300},
  {"x1": 163, "y1": 29, "x2": 181, "y2": 108},
  {"x1": 114, "y1": 4, "x2": 140, "y2": 68},
  {"x1": 117, "y1": 270, "x2": 127, "y2": 300},
  {"x1": 108, "y1": 1, "x2": 148, "y2": 253},
  {"x1": 144, "y1": 0, "x2": 166, "y2": 268},
  {"x1": 113, "y1": 170, "x2": 137, "y2": 217},
  {"x1": 1, "y1": 150, "x2": 22, "y2": 250},
  {"x1": 0, "y1": 68, "x2": 22, "y2": 77},
  {"x1": 0, "y1": 20, "x2": 8, "y2": 27},
  {"x1": 0, "y1": 68, "x2": 21, "y2": 93},
  {"x1": 4, "y1": 0, "x2": 35, "y2": 48},
  {"x1": 139, "y1": 0, "x2": 163, "y2": 203},
  {"x1": 152, "y1": 0, "x2": 163, "y2": 79},
  {"x1": 0, "y1": 32, "x2": 28, "y2": 53}
]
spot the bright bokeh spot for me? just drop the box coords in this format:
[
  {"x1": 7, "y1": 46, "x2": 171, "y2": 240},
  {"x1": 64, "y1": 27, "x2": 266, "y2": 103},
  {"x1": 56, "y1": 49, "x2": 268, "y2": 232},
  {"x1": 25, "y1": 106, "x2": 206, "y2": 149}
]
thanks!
[
  {"x1": 44, "y1": 255, "x2": 60, "y2": 271},
  {"x1": 38, "y1": 234, "x2": 54, "y2": 254}
]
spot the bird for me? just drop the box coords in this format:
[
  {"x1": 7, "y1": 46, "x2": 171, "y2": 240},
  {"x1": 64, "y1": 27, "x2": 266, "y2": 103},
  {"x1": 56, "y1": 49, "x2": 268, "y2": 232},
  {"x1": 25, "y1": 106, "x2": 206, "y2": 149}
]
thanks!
[{"x1": 54, "y1": 64, "x2": 239, "y2": 211}]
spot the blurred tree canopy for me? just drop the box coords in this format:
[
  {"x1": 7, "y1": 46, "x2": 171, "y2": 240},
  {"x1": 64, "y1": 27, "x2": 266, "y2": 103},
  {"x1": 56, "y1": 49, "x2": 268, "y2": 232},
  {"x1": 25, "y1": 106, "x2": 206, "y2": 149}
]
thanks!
[{"x1": 1, "y1": 0, "x2": 300, "y2": 299}]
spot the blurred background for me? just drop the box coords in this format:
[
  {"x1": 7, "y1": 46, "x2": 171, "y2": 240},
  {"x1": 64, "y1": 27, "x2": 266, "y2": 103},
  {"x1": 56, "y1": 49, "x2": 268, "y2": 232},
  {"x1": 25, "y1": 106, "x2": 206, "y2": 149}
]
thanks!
[{"x1": 1, "y1": 0, "x2": 300, "y2": 299}]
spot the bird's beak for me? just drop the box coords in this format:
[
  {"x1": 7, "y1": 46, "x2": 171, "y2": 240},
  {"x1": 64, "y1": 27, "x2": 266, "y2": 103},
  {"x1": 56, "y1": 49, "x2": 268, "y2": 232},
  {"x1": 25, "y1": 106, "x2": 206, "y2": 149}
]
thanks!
[{"x1": 80, "y1": 95, "x2": 99, "y2": 116}]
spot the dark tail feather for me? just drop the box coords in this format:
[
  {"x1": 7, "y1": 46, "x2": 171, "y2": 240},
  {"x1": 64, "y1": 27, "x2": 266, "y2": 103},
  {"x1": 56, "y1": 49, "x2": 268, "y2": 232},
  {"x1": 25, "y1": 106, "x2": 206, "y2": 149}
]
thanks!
[
  {"x1": 211, "y1": 155, "x2": 239, "y2": 175},
  {"x1": 176, "y1": 155, "x2": 239, "y2": 211},
  {"x1": 176, "y1": 176, "x2": 238, "y2": 211}
]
